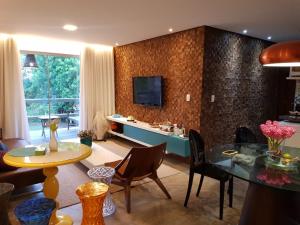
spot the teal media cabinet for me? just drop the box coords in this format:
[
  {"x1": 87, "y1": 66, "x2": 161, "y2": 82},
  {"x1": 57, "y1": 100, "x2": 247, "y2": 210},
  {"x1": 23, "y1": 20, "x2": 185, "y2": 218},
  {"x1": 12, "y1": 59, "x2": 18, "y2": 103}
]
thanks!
[{"x1": 107, "y1": 116, "x2": 190, "y2": 157}]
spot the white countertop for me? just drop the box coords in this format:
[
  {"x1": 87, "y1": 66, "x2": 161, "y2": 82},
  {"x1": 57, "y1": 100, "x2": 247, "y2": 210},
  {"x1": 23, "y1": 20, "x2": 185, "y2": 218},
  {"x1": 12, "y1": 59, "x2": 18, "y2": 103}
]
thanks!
[
  {"x1": 279, "y1": 121, "x2": 300, "y2": 148},
  {"x1": 279, "y1": 121, "x2": 300, "y2": 132},
  {"x1": 106, "y1": 116, "x2": 174, "y2": 136}
]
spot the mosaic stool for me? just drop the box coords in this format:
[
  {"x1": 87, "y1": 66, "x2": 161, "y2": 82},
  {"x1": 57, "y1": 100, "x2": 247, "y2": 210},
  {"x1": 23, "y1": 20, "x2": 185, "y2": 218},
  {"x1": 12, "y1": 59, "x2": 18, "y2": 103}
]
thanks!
[
  {"x1": 76, "y1": 182, "x2": 108, "y2": 225},
  {"x1": 14, "y1": 197, "x2": 56, "y2": 225},
  {"x1": 0, "y1": 183, "x2": 14, "y2": 225},
  {"x1": 87, "y1": 166, "x2": 116, "y2": 217}
]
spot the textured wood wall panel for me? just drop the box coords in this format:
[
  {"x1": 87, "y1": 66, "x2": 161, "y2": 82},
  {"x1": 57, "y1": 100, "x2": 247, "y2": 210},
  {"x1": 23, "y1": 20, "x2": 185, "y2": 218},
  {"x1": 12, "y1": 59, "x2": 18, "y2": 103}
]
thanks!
[
  {"x1": 114, "y1": 26, "x2": 293, "y2": 150},
  {"x1": 114, "y1": 27, "x2": 205, "y2": 131}
]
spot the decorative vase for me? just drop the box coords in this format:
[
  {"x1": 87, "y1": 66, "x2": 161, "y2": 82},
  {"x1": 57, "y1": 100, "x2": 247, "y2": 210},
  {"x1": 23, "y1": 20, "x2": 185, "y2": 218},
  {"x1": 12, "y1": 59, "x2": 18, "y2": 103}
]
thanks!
[
  {"x1": 80, "y1": 137, "x2": 92, "y2": 147},
  {"x1": 49, "y1": 131, "x2": 58, "y2": 152},
  {"x1": 92, "y1": 111, "x2": 109, "y2": 140}
]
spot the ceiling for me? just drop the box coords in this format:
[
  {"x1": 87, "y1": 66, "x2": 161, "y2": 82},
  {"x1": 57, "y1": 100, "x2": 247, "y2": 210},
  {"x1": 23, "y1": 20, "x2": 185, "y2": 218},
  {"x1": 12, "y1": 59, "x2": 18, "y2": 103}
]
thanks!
[{"x1": 1, "y1": 0, "x2": 300, "y2": 46}]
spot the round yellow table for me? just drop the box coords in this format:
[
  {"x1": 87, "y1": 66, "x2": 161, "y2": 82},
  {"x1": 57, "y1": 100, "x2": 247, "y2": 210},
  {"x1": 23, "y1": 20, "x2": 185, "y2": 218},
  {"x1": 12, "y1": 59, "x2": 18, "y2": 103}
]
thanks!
[{"x1": 3, "y1": 142, "x2": 92, "y2": 225}]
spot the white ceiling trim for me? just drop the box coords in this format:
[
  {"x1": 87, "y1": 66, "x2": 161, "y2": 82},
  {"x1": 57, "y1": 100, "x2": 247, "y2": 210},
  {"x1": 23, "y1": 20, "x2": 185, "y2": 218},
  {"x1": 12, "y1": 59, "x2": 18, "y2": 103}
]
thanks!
[
  {"x1": 14, "y1": 35, "x2": 113, "y2": 55},
  {"x1": 1, "y1": 0, "x2": 299, "y2": 46}
]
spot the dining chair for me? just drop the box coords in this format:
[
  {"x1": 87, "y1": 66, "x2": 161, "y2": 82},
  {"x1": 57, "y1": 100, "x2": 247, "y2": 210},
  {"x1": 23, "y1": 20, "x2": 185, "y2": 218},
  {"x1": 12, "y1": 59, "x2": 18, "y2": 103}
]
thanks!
[
  {"x1": 184, "y1": 129, "x2": 233, "y2": 220},
  {"x1": 235, "y1": 127, "x2": 257, "y2": 143},
  {"x1": 104, "y1": 143, "x2": 171, "y2": 213}
]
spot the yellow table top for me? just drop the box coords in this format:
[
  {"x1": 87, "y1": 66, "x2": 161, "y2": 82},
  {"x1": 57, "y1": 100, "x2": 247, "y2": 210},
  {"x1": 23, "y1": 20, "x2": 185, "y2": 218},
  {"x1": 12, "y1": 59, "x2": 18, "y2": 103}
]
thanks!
[{"x1": 3, "y1": 142, "x2": 92, "y2": 168}]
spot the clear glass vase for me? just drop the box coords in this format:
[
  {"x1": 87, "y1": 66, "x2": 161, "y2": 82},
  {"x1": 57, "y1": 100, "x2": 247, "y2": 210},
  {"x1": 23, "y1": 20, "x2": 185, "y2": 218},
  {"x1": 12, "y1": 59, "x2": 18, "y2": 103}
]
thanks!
[{"x1": 268, "y1": 139, "x2": 282, "y2": 156}]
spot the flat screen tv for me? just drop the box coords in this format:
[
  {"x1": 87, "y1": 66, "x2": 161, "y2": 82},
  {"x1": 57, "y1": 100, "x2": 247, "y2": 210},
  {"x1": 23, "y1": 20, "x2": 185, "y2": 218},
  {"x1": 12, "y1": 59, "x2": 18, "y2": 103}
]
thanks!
[{"x1": 133, "y1": 76, "x2": 163, "y2": 107}]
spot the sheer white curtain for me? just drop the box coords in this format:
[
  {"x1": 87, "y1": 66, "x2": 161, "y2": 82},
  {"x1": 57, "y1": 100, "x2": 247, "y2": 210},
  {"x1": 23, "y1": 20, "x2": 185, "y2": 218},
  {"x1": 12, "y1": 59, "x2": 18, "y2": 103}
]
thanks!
[
  {"x1": 0, "y1": 37, "x2": 30, "y2": 141},
  {"x1": 79, "y1": 46, "x2": 115, "y2": 130}
]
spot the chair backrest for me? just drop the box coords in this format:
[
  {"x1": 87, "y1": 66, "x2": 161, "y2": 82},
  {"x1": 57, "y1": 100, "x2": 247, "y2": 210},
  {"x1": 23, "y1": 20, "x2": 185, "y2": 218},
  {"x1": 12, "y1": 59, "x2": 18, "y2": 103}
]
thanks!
[
  {"x1": 115, "y1": 143, "x2": 167, "y2": 180},
  {"x1": 234, "y1": 127, "x2": 257, "y2": 143},
  {"x1": 189, "y1": 129, "x2": 205, "y2": 167}
]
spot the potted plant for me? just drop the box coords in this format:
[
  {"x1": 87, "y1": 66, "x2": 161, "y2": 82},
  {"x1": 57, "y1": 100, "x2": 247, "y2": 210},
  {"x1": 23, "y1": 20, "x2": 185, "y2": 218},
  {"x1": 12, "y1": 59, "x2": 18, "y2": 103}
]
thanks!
[
  {"x1": 260, "y1": 120, "x2": 297, "y2": 167},
  {"x1": 78, "y1": 130, "x2": 94, "y2": 147}
]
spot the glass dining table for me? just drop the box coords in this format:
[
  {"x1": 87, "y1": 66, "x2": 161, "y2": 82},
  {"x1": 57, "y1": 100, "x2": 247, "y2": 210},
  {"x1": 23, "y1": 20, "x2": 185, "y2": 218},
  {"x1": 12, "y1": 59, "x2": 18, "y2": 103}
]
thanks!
[{"x1": 207, "y1": 143, "x2": 300, "y2": 225}]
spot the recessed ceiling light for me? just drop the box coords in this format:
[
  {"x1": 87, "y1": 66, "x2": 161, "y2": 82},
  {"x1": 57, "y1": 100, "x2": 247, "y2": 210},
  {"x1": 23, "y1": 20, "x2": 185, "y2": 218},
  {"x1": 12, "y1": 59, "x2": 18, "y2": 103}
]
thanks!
[
  {"x1": 267, "y1": 36, "x2": 272, "y2": 40},
  {"x1": 243, "y1": 29, "x2": 248, "y2": 34},
  {"x1": 168, "y1": 28, "x2": 173, "y2": 32},
  {"x1": 115, "y1": 42, "x2": 119, "y2": 46},
  {"x1": 63, "y1": 24, "x2": 78, "y2": 31}
]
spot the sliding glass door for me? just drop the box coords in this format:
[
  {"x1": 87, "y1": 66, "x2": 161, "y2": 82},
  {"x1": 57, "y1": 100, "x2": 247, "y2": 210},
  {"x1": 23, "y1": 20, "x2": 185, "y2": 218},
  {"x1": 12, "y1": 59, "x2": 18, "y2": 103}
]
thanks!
[{"x1": 21, "y1": 53, "x2": 80, "y2": 144}]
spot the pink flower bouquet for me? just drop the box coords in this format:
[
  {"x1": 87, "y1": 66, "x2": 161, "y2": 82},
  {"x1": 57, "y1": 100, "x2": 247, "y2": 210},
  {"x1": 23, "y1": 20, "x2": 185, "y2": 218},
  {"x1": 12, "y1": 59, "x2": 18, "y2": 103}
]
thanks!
[
  {"x1": 260, "y1": 120, "x2": 296, "y2": 155},
  {"x1": 257, "y1": 168, "x2": 291, "y2": 186}
]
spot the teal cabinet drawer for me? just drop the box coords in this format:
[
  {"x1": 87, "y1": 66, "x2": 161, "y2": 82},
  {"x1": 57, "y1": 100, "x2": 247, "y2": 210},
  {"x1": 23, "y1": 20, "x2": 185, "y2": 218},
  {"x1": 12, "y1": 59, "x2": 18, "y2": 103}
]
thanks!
[
  {"x1": 123, "y1": 125, "x2": 190, "y2": 157},
  {"x1": 124, "y1": 125, "x2": 167, "y2": 145},
  {"x1": 167, "y1": 136, "x2": 190, "y2": 157}
]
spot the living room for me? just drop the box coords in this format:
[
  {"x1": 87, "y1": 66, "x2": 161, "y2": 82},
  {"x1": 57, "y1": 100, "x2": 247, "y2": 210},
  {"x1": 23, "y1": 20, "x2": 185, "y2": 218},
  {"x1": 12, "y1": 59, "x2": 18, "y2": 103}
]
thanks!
[{"x1": 0, "y1": 1, "x2": 300, "y2": 225}]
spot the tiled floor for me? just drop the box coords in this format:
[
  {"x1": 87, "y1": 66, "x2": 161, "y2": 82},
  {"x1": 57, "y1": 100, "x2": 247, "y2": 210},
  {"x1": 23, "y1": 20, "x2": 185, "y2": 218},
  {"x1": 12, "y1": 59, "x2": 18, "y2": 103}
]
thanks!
[
  {"x1": 58, "y1": 177, "x2": 245, "y2": 225},
  {"x1": 9, "y1": 137, "x2": 247, "y2": 225}
]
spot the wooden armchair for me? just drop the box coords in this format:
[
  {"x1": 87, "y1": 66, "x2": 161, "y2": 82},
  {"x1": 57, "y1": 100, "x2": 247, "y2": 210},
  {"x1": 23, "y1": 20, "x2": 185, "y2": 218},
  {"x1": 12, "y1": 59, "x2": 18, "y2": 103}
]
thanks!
[{"x1": 104, "y1": 143, "x2": 171, "y2": 213}]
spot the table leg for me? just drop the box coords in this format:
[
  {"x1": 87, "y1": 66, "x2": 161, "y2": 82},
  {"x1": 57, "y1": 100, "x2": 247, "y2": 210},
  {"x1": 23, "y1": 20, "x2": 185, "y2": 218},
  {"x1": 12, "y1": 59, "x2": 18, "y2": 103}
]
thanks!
[
  {"x1": 239, "y1": 183, "x2": 300, "y2": 225},
  {"x1": 43, "y1": 167, "x2": 73, "y2": 225}
]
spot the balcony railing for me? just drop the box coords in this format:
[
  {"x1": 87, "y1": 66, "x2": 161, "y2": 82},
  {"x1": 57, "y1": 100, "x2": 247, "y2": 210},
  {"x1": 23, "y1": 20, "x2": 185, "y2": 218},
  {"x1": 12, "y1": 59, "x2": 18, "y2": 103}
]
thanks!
[
  {"x1": 25, "y1": 98, "x2": 80, "y2": 103},
  {"x1": 25, "y1": 98, "x2": 79, "y2": 119}
]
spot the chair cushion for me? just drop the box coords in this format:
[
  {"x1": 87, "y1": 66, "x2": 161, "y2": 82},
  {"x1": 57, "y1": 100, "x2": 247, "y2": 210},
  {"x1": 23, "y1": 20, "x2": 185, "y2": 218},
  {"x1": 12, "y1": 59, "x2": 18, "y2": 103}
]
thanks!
[
  {"x1": 0, "y1": 141, "x2": 17, "y2": 171},
  {"x1": 14, "y1": 197, "x2": 56, "y2": 225},
  {"x1": 0, "y1": 142, "x2": 9, "y2": 151},
  {"x1": 105, "y1": 159, "x2": 152, "y2": 181},
  {"x1": 194, "y1": 163, "x2": 230, "y2": 181}
]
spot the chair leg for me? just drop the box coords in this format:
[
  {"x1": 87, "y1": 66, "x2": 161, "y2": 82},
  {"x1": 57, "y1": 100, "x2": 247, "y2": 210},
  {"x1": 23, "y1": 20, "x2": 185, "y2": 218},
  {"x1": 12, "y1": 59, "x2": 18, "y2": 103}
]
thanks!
[
  {"x1": 196, "y1": 175, "x2": 204, "y2": 197},
  {"x1": 219, "y1": 181, "x2": 225, "y2": 220},
  {"x1": 152, "y1": 176, "x2": 172, "y2": 199},
  {"x1": 184, "y1": 170, "x2": 194, "y2": 207},
  {"x1": 228, "y1": 177, "x2": 233, "y2": 208},
  {"x1": 124, "y1": 185, "x2": 131, "y2": 213}
]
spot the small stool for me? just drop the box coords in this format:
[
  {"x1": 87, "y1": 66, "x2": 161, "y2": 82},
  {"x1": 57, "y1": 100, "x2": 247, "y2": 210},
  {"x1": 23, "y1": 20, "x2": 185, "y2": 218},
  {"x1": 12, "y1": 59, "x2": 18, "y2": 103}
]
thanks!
[
  {"x1": 87, "y1": 167, "x2": 116, "y2": 217},
  {"x1": 0, "y1": 183, "x2": 14, "y2": 225},
  {"x1": 14, "y1": 197, "x2": 56, "y2": 225},
  {"x1": 76, "y1": 182, "x2": 108, "y2": 225}
]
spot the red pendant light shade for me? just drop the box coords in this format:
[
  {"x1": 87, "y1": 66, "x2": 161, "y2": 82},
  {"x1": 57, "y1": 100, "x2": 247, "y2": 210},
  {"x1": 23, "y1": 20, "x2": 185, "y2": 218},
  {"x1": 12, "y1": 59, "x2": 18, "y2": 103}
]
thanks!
[{"x1": 259, "y1": 41, "x2": 300, "y2": 67}]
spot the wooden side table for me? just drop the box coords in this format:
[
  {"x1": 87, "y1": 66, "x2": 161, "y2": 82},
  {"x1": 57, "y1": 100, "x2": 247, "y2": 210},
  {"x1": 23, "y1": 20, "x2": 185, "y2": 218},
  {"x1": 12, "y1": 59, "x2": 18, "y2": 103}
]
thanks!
[{"x1": 76, "y1": 182, "x2": 108, "y2": 225}]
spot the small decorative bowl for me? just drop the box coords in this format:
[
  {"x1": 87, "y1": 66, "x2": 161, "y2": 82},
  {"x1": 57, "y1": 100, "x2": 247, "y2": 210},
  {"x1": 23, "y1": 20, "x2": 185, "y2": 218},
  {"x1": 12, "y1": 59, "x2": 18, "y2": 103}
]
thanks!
[
  {"x1": 265, "y1": 151, "x2": 299, "y2": 172},
  {"x1": 35, "y1": 147, "x2": 46, "y2": 156}
]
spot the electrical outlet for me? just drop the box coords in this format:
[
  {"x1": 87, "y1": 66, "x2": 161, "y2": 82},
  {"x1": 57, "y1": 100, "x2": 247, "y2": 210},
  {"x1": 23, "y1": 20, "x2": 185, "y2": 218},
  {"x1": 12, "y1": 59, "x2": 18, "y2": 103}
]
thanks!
[
  {"x1": 186, "y1": 94, "x2": 191, "y2": 102},
  {"x1": 211, "y1": 95, "x2": 215, "y2": 103}
]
